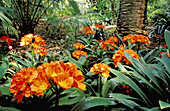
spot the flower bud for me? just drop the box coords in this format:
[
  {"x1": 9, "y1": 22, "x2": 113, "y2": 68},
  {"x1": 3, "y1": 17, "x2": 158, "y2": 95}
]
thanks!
[{"x1": 8, "y1": 46, "x2": 13, "y2": 50}]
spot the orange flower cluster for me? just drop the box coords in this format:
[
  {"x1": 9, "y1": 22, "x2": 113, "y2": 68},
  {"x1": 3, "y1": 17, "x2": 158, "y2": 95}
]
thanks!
[
  {"x1": 20, "y1": 34, "x2": 48, "y2": 56},
  {"x1": 101, "y1": 36, "x2": 118, "y2": 50},
  {"x1": 10, "y1": 67, "x2": 50, "y2": 103},
  {"x1": 20, "y1": 34, "x2": 46, "y2": 47},
  {"x1": 90, "y1": 63, "x2": 111, "y2": 78},
  {"x1": 33, "y1": 47, "x2": 48, "y2": 57},
  {"x1": 83, "y1": 26, "x2": 94, "y2": 34},
  {"x1": 96, "y1": 23, "x2": 105, "y2": 29},
  {"x1": 0, "y1": 36, "x2": 13, "y2": 46},
  {"x1": 74, "y1": 43, "x2": 85, "y2": 50},
  {"x1": 72, "y1": 50, "x2": 88, "y2": 59},
  {"x1": 44, "y1": 61, "x2": 86, "y2": 90},
  {"x1": 10, "y1": 61, "x2": 86, "y2": 103},
  {"x1": 123, "y1": 34, "x2": 150, "y2": 44},
  {"x1": 160, "y1": 52, "x2": 170, "y2": 58},
  {"x1": 112, "y1": 46, "x2": 139, "y2": 67}
]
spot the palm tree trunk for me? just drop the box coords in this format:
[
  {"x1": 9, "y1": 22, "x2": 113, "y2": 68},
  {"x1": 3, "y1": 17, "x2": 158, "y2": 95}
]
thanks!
[{"x1": 117, "y1": 0, "x2": 146, "y2": 36}]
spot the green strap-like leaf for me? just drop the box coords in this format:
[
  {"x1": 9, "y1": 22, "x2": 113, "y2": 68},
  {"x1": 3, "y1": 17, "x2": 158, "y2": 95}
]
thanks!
[
  {"x1": 110, "y1": 68, "x2": 150, "y2": 106},
  {"x1": 78, "y1": 55, "x2": 87, "y2": 65},
  {"x1": 164, "y1": 29, "x2": 170, "y2": 52},
  {"x1": 65, "y1": 50, "x2": 85, "y2": 73},
  {"x1": 0, "y1": 107, "x2": 21, "y2": 111},
  {"x1": 71, "y1": 97, "x2": 117, "y2": 111},
  {"x1": 0, "y1": 61, "x2": 9, "y2": 79},
  {"x1": 59, "y1": 88, "x2": 86, "y2": 105},
  {"x1": 109, "y1": 93, "x2": 140, "y2": 108},
  {"x1": 159, "y1": 100, "x2": 170, "y2": 109}
]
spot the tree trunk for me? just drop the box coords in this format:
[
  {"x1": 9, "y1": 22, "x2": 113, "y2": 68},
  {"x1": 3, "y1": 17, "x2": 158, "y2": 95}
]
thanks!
[{"x1": 117, "y1": 0, "x2": 146, "y2": 36}]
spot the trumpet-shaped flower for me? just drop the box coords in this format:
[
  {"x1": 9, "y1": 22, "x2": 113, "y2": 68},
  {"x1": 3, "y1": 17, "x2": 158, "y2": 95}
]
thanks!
[
  {"x1": 112, "y1": 47, "x2": 139, "y2": 67},
  {"x1": 0, "y1": 36, "x2": 13, "y2": 46},
  {"x1": 123, "y1": 34, "x2": 150, "y2": 44},
  {"x1": 72, "y1": 50, "x2": 88, "y2": 59},
  {"x1": 20, "y1": 34, "x2": 34, "y2": 46},
  {"x1": 101, "y1": 36, "x2": 118, "y2": 50},
  {"x1": 90, "y1": 63, "x2": 111, "y2": 78},
  {"x1": 44, "y1": 61, "x2": 86, "y2": 90},
  {"x1": 96, "y1": 23, "x2": 105, "y2": 29},
  {"x1": 83, "y1": 26, "x2": 94, "y2": 34},
  {"x1": 33, "y1": 47, "x2": 48, "y2": 56},
  {"x1": 74, "y1": 43, "x2": 85, "y2": 50},
  {"x1": 32, "y1": 35, "x2": 46, "y2": 48}
]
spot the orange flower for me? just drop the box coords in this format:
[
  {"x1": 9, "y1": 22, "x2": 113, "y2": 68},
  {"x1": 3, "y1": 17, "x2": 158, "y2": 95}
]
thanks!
[
  {"x1": 31, "y1": 66, "x2": 50, "y2": 97},
  {"x1": 20, "y1": 34, "x2": 34, "y2": 46},
  {"x1": 72, "y1": 50, "x2": 88, "y2": 59},
  {"x1": 74, "y1": 43, "x2": 85, "y2": 50},
  {"x1": 10, "y1": 67, "x2": 50, "y2": 103},
  {"x1": 90, "y1": 63, "x2": 111, "y2": 78},
  {"x1": 101, "y1": 40, "x2": 117, "y2": 50},
  {"x1": 83, "y1": 26, "x2": 94, "y2": 34},
  {"x1": 123, "y1": 34, "x2": 150, "y2": 44},
  {"x1": 96, "y1": 23, "x2": 105, "y2": 29},
  {"x1": 44, "y1": 61, "x2": 86, "y2": 90},
  {"x1": 32, "y1": 35, "x2": 46, "y2": 48},
  {"x1": 0, "y1": 36, "x2": 13, "y2": 46},
  {"x1": 10, "y1": 67, "x2": 38, "y2": 103},
  {"x1": 83, "y1": 26, "x2": 91, "y2": 31},
  {"x1": 33, "y1": 47, "x2": 48, "y2": 56},
  {"x1": 124, "y1": 49, "x2": 139, "y2": 65},
  {"x1": 20, "y1": 34, "x2": 46, "y2": 47},
  {"x1": 112, "y1": 47, "x2": 139, "y2": 67},
  {"x1": 112, "y1": 53, "x2": 123, "y2": 67},
  {"x1": 108, "y1": 36, "x2": 118, "y2": 43},
  {"x1": 86, "y1": 30, "x2": 95, "y2": 34},
  {"x1": 123, "y1": 35, "x2": 133, "y2": 41}
]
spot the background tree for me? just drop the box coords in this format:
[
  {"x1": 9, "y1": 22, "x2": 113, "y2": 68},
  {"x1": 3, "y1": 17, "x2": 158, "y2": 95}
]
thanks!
[{"x1": 117, "y1": 0, "x2": 146, "y2": 36}]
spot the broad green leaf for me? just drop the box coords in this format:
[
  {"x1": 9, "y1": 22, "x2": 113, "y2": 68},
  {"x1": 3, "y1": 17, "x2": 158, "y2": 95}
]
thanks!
[
  {"x1": 115, "y1": 33, "x2": 124, "y2": 44},
  {"x1": 110, "y1": 68, "x2": 150, "y2": 106},
  {"x1": 159, "y1": 100, "x2": 170, "y2": 109},
  {"x1": 24, "y1": 52, "x2": 35, "y2": 62},
  {"x1": 69, "y1": 0, "x2": 80, "y2": 14},
  {"x1": 78, "y1": 55, "x2": 87, "y2": 65},
  {"x1": 109, "y1": 93, "x2": 140, "y2": 108},
  {"x1": 0, "y1": 61, "x2": 9, "y2": 79},
  {"x1": 15, "y1": 58, "x2": 30, "y2": 68},
  {"x1": 71, "y1": 97, "x2": 117, "y2": 111},
  {"x1": 164, "y1": 29, "x2": 170, "y2": 52},
  {"x1": 161, "y1": 53, "x2": 170, "y2": 74},
  {"x1": 0, "y1": 85, "x2": 10, "y2": 95},
  {"x1": 65, "y1": 50, "x2": 85, "y2": 73},
  {"x1": 101, "y1": 77, "x2": 110, "y2": 97},
  {"x1": 0, "y1": 107, "x2": 21, "y2": 111},
  {"x1": 144, "y1": 49, "x2": 161, "y2": 64},
  {"x1": 124, "y1": 52, "x2": 162, "y2": 91},
  {"x1": 59, "y1": 88, "x2": 86, "y2": 105}
]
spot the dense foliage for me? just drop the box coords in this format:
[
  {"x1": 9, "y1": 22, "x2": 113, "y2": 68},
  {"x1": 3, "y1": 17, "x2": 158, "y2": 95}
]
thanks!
[{"x1": 0, "y1": 0, "x2": 170, "y2": 111}]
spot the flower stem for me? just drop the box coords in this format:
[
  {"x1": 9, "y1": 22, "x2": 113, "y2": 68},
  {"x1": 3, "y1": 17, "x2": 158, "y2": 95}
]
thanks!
[
  {"x1": 32, "y1": 47, "x2": 34, "y2": 67},
  {"x1": 98, "y1": 74, "x2": 102, "y2": 97}
]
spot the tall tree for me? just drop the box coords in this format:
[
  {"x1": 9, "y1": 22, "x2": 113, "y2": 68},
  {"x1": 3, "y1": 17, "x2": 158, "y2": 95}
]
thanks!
[{"x1": 117, "y1": 0, "x2": 146, "y2": 36}]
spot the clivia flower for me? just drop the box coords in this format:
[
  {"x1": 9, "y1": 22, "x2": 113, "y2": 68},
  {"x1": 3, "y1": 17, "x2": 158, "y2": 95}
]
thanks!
[
  {"x1": 112, "y1": 47, "x2": 139, "y2": 67},
  {"x1": 10, "y1": 61, "x2": 86, "y2": 103},
  {"x1": 96, "y1": 23, "x2": 105, "y2": 29},
  {"x1": 90, "y1": 63, "x2": 111, "y2": 78},
  {"x1": 74, "y1": 43, "x2": 85, "y2": 50},
  {"x1": 72, "y1": 50, "x2": 88, "y2": 59},
  {"x1": 33, "y1": 47, "x2": 48, "y2": 57},
  {"x1": 123, "y1": 34, "x2": 150, "y2": 44},
  {"x1": 0, "y1": 36, "x2": 13, "y2": 46}
]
